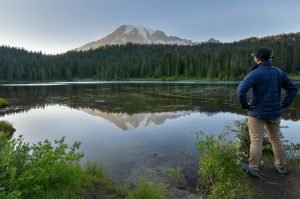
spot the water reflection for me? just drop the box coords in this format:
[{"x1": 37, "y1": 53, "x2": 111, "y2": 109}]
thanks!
[
  {"x1": 80, "y1": 108, "x2": 192, "y2": 130},
  {"x1": 0, "y1": 82, "x2": 299, "y2": 184},
  {"x1": 1, "y1": 82, "x2": 299, "y2": 120}
]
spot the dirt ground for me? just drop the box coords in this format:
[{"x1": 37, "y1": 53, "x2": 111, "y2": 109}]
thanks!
[{"x1": 249, "y1": 159, "x2": 300, "y2": 199}]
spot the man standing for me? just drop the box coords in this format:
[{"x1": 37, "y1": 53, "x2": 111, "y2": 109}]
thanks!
[{"x1": 237, "y1": 48, "x2": 298, "y2": 177}]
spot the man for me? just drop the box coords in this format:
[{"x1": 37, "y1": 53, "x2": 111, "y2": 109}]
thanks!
[{"x1": 237, "y1": 48, "x2": 298, "y2": 177}]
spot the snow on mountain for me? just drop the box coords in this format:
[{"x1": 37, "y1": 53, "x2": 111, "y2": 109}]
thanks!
[{"x1": 75, "y1": 25, "x2": 196, "y2": 51}]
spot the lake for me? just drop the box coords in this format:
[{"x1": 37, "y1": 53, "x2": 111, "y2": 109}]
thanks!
[{"x1": 0, "y1": 81, "x2": 299, "y2": 185}]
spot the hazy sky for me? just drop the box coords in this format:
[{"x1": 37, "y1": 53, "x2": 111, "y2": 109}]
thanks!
[{"x1": 1, "y1": 0, "x2": 300, "y2": 54}]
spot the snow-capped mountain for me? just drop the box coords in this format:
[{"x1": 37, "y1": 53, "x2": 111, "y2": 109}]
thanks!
[{"x1": 76, "y1": 25, "x2": 196, "y2": 51}]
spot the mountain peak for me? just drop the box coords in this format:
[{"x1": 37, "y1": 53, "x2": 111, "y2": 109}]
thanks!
[
  {"x1": 76, "y1": 25, "x2": 196, "y2": 51},
  {"x1": 206, "y1": 38, "x2": 220, "y2": 43}
]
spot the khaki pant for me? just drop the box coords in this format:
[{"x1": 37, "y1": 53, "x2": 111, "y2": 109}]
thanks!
[{"x1": 248, "y1": 116, "x2": 286, "y2": 170}]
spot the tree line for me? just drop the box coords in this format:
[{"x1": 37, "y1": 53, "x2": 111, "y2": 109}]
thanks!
[{"x1": 1, "y1": 32, "x2": 300, "y2": 81}]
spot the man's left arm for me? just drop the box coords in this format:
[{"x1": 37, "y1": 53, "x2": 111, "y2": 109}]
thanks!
[{"x1": 281, "y1": 72, "x2": 298, "y2": 108}]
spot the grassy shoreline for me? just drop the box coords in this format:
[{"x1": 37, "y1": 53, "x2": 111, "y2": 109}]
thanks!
[
  {"x1": 0, "y1": 74, "x2": 299, "y2": 83},
  {"x1": 1, "y1": 98, "x2": 299, "y2": 198}
]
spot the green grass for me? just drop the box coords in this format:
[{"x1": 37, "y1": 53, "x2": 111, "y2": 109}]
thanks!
[
  {"x1": 126, "y1": 178, "x2": 166, "y2": 199},
  {"x1": 0, "y1": 98, "x2": 8, "y2": 108},
  {"x1": 80, "y1": 161, "x2": 113, "y2": 189}
]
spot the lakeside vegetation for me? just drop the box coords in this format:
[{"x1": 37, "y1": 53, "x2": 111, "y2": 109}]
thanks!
[
  {"x1": 0, "y1": 119, "x2": 299, "y2": 198},
  {"x1": 1, "y1": 32, "x2": 300, "y2": 81},
  {"x1": 0, "y1": 98, "x2": 8, "y2": 108},
  {"x1": 196, "y1": 122, "x2": 252, "y2": 199},
  {"x1": 0, "y1": 99, "x2": 167, "y2": 199},
  {"x1": 0, "y1": 133, "x2": 167, "y2": 199},
  {"x1": 1, "y1": 97, "x2": 299, "y2": 198},
  {"x1": 196, "y1": 119, "x2": 300, "y2": 199}
]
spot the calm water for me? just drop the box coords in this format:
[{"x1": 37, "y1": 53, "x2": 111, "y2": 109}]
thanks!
[{"x1": 0, "y1": 81, "x2": 299, "y2": 184}]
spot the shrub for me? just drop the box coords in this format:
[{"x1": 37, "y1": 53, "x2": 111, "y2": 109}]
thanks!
[
  {"x1": 0, "y1": 98, "x2": 8, "y2": 108},
  {"x1": 0, "y1": 121, "x2": 16, "y2": 138},
  {"x1": 196, "y1": 131, "x2": 251, "y2": 199},
  {"x1": 0, "y1": 136, "x2": 84, "y2": 199}
]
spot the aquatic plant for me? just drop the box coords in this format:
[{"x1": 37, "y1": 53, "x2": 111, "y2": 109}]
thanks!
[{"x1": 167, "y1": 166, "x2": 183, "y2": 183}]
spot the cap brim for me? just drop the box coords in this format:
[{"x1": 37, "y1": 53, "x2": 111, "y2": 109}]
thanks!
[{"x1": 250, "y1": 53, "x2": 274, "y2": 59}]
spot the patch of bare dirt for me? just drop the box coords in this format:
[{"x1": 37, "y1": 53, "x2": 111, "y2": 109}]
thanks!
[{"x1": 250, "y1": 159, "x2": 300, "y2": 199}]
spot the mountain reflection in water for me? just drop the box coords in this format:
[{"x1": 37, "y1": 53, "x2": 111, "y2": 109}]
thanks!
[
  {"x1": 1, "y1": 81, "x2": 299, "y2": 121},
  {"x1": 80, "y1": 108, "x2": 191, "y2": 130},
  {"x1": 0, "y1": 82, "x2": 299, "y2": 184}
]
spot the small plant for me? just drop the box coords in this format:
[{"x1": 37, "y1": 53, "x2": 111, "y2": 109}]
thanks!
[
  {"x1": 232, "y1": 119, "x2": 299, "y2": 165},
  {"x1": 127, "y1": 178, "x2": 166, "y2": 199},
  {"x1": 226, "y1": 119, "x2": 250, "y2": 159},
  {"x1": 284, "y1": 143, "x2": 300, "y2": 169},
  {"x1": 228, "y1": 119, "x2": 288, "y2": 158},
  {"x1": 168, "y1": 166, "x2": 183, "y2": 183},
  {"x1": 0, "y1": 98, "x2": 8, "y2": 108},
  {"x1": 81, "y1": 161, "x2": 112, "y2": 188}
]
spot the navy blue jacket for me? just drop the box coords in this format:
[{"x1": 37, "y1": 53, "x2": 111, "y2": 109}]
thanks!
[{"x1": 237, "y1": 61, "x2": 298, "y2": 119}]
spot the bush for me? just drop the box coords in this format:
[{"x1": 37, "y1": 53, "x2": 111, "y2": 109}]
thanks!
[
  {"x1": 0, "y1": 136, "x2": 84, "y2": 199},
  {"x1": 196, "y1": 131, "x2": 252, "y2": 199},
  {"x1": 0, "y1": 98, "x2": 8, "y2": 108},
  {"x1": 0, "y1": 121, "x2": 16, "y2": 137}
]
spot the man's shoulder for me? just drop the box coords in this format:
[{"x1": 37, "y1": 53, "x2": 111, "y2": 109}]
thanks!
[{"x1": 245, "y1": 68, "x2": 260, "y2": 78}]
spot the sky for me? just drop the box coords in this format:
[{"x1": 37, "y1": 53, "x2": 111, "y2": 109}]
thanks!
[{"x1": 0, "y1": 0, "x2": 300, "y2": 54}]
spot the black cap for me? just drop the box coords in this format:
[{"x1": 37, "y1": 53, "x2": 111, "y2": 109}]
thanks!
[{"x1": 251, "y1": 48, "x2": 274, "y2": 60}]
